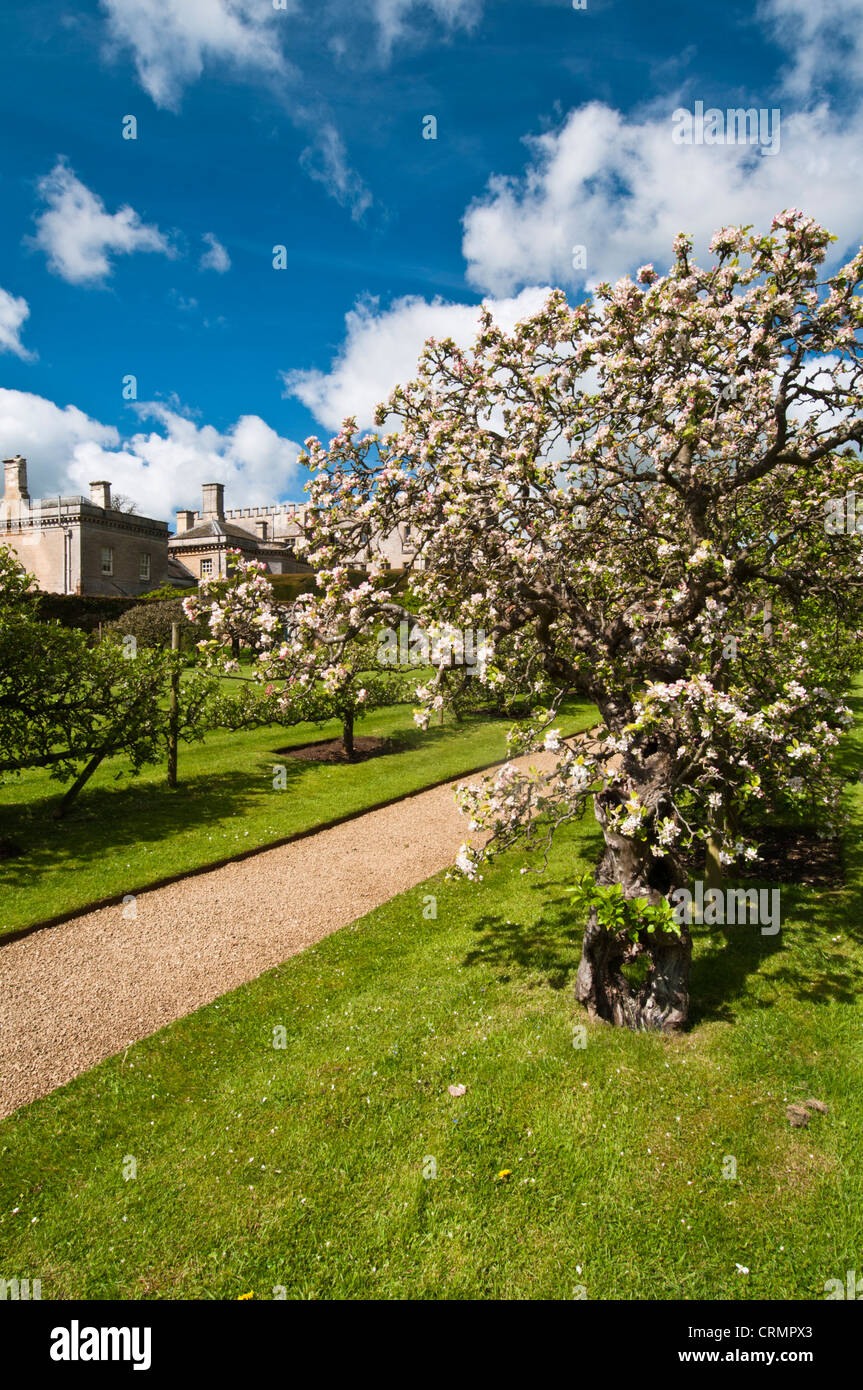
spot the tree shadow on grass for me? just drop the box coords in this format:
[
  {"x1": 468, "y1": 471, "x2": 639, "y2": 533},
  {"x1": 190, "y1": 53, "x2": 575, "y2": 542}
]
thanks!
[
  {"x1": 380, "y1": 715, "x2": 509, "y2": 756},
  {"x1": 687, "y1": 900, "x2": 787, "y2": 1027},
  {"x1": 0, "y1": 762, "x2": 306, "y2": 892},
  {"x1": 691, "y1": 700, "x2": 863, "y2": 1025},
  {"x1": 459, "y1": 861, "x2": 863, "y2": 1028},
  {"x1": 688, "y1": 872, "x2": 863, "y2": 1026},
  {"x1": 461, "y1": 881, "x2": 587, "y2": 991}
]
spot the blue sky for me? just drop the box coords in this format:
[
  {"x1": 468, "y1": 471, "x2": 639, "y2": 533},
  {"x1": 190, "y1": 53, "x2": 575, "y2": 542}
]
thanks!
[{"x1": 0, "y1": 0, "x2": 861, "y2": 518}]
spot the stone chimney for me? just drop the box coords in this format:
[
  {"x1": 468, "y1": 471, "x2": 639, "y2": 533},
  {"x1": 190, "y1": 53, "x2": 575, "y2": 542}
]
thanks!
[
  {"x1": 3, "y1": 455, "x2": 30, "y2": 502},
  {"x1": 175, "y1": 509, "x2": 195, "y2": 535},
  {"x1": 201, "y1": 482, "x2": 225, "y2": 520},
  {"x1": 256, "y1": 519, "x2": 268, "y2": 543},
  {"x1": 90, "y1": 480, "x2": 111, "y2": 510}
]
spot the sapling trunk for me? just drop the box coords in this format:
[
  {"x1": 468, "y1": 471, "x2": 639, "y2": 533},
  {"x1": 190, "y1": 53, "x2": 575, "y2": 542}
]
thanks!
[
  {"x1": 342, "y1": 708, "x2": 355, "y2": 758},
  {"x1": 704, "y1": 832, "x2": 724, "y2": 893},
  {"x1": 52, "y1": 746, "x2": 111, "y2": 819},
  {"x1": 167, "y1": 622, "x2": 180, "y2": 789}
]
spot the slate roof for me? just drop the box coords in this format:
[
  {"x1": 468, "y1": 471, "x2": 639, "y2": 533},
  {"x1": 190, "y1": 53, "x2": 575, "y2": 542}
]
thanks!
[{"x1": 170, "y1": 519, "x2": 268, "y2": 544}]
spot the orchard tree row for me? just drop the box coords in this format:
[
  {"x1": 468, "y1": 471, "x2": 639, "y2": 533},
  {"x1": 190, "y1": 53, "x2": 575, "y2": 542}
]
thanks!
[{"x1": 0, "y1": 549, "x2": 419, "y2": 816}]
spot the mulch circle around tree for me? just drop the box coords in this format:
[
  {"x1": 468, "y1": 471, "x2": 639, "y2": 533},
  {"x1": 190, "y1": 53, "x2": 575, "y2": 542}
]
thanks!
[
  {"x1": 685, "y1": 826, "x2": 843, "y2": 888},
  {"x1": 276, "y1": 736, "x2": 392, "y2": 764},
  {"x1": 739, "y1": 826, "x2": 843, "y2": 887},
  {"x1": 596, "y1": 826, "x2": 844, "y2": 890}
]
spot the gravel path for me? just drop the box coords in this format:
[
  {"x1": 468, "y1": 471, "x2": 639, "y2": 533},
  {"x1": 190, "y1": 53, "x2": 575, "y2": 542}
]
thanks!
[{"x1": 0, "y1": 750, "x2": 558, "y2": 1119}]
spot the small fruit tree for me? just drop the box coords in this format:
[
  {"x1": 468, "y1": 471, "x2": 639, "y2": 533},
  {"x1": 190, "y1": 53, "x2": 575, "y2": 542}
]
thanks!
[
  {"x1": 0, "y1": 546, "x2": 215, "y2": 815},
  {"x1": 185, "y1": 554, "x2": 416, "y2": 756}
]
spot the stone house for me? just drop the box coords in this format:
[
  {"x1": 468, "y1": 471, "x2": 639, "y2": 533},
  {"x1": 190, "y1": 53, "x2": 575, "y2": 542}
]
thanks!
[
  {"x1": 1, "y1": 459, "x2": 423, "y2": 595},
  {"x1": 169, "y1": 484, "x2": 314, "y2": 582},
  {"x1": 0, "y1": 456, "x2": 171, "y2": 597},
  {"x1": 170, "y1": 483, "x2": 420, "y2": 580}
]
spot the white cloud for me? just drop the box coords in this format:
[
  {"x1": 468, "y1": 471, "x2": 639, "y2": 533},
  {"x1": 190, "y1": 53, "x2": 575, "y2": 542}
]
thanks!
[
  {"x1": 199, "y1": 232, "x2": 231, "y2": 273},
  {"x1": 169, "y1": 289, "x2": 199, "y2": 312},
  {"x1": 298, "y1": 122, "x2": 372, "y2": 222},
  {"x1": 31, "y1": 158, "x2": 174, "y2": 286},
  {"x1": 99, "y1": 0, "x2": 482, "y2": 109},
  {"x1": 369, "y1": 0, "x2": 483, "y2": 56},
  {"x1": 0, "y1": 289, "x2": 36, "y2": 361},
  {"x1": 461, "y1": 100, "x2": 863, "y2": 295},
  {"x1": 759, "y1": 0, "x2": 863, "y2": 99},
  {"x1": 283, "y1": 286, "x2": 551, "y2": 432},
  {"x1": 462, "y1": 0, "x2": 863, "y2": 296},
  {"x1": 99, "y1": 0, "x2": 289, "y2": 111},
  {"x1": 785, "y1": 352, "x2": 858, "y2": 440},
  {"x1": 0, "y1": 390, "x2": 302, "y2": 520},
  {"x1": 0, "y1": 391, "x2": 120, "y2": 472},
  {"x1": 296, "y1": 122, "x2": 369, "y2": 221}
]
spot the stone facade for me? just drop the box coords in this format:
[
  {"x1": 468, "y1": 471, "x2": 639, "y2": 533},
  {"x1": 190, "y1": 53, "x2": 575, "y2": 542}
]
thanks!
[
  {"x1": 170, "y1": 483, "x2": 420, "y2": 579},
  {"x1": 0, "y1": 457, "x2": 171, "y2": 597},
  {"x1": 170, "y1": 486, "x2": 416, "y2": 578},
  {"x1": 169, "y1": 483, "x2": 313, "y2": 582},
  {"x1": 1, "y1": 459, "x2": 422, "y2": 596}
]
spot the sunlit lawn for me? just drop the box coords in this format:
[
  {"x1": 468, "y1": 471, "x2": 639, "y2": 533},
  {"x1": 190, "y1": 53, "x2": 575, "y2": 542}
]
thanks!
[{"x1": 0, "y1": 698, "x2": 860, "y2": 1299}]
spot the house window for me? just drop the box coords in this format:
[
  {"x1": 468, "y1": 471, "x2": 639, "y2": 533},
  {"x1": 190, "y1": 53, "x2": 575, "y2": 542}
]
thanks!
[
  {"x1": 139, "y1": 553, "x2": 151, "y2": 581},
  {"x1": 200, "y1": 558, "x2": 213, "y2": 577},
  {"x1": 101, "y1": 547, "x2": 113, "y2": 575}
]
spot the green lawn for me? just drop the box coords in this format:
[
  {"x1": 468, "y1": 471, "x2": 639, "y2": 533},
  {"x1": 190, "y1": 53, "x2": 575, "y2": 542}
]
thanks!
[
  {"x1": 0, "y1": 700, "x2": 860, "y2": 1299},
  {"x1": 0, "y1": 701, "x2": 597, "y2": 936}
]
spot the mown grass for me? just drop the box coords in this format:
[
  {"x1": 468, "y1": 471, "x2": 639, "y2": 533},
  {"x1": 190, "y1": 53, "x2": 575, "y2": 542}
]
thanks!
[
  {"x1": 0, "y1": 698, "x2": 861, "y2": 1300},
  {"x1": 0, "y1": 700, "x2": 596, "y2": 935}
]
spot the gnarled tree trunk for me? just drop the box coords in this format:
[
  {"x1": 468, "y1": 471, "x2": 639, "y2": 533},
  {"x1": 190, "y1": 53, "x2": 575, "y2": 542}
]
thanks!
[
  {"x1": 574, "y1": 782, "x2": 692, "y2": 1033},
  {"x1": 575, "y1": 908, "x2": 691, "y2": 1032}
]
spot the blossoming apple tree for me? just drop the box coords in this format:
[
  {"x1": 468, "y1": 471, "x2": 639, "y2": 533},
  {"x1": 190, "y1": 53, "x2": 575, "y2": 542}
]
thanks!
[
  {"x1": 285, "y1": 213, "x2": 863, "y2": 1031},
  {"x1": 201, "y1": 213, "x2": 863, "y2": 1030}
]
